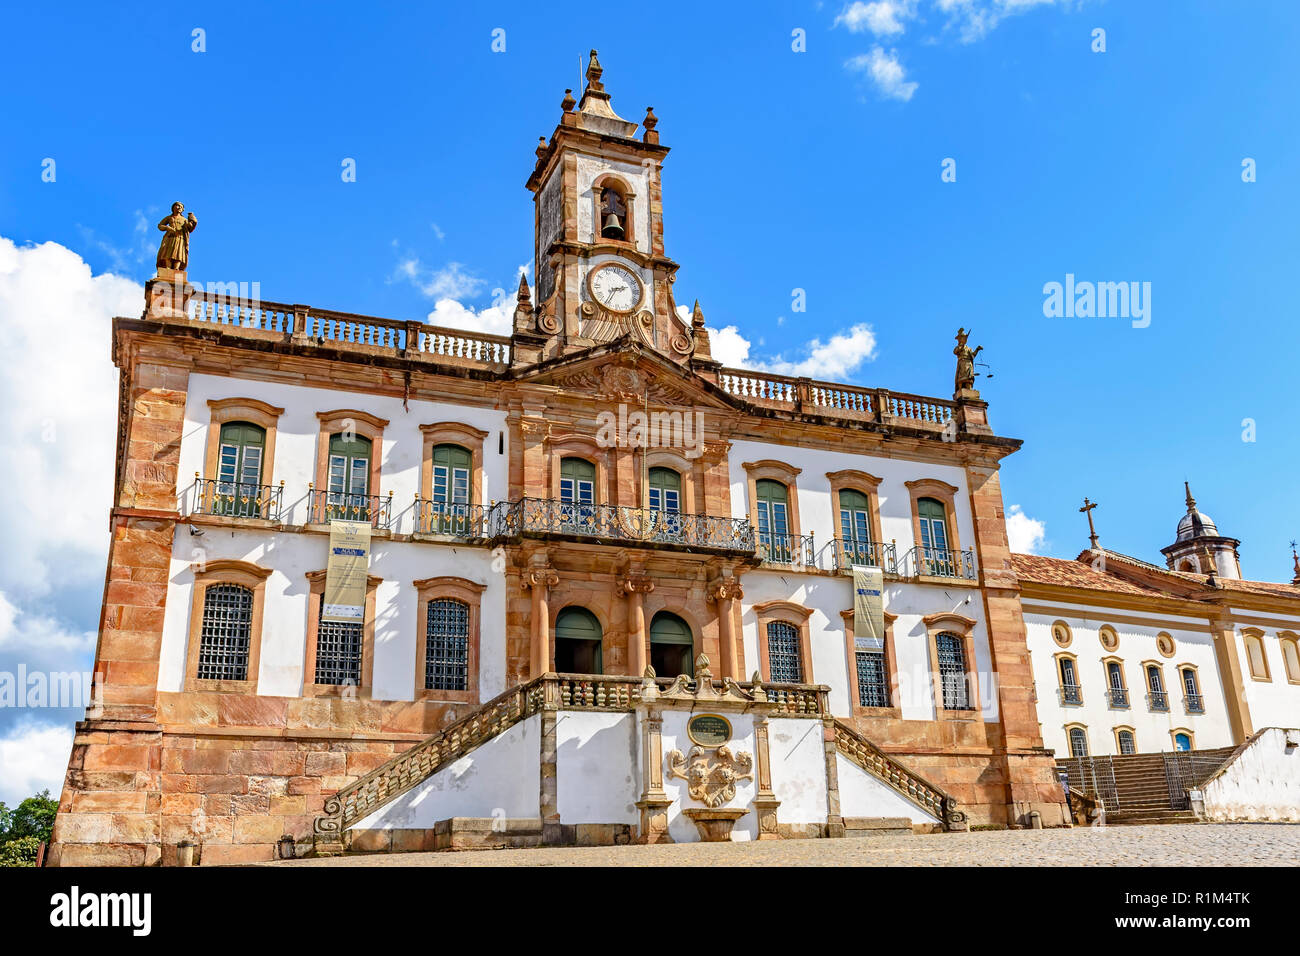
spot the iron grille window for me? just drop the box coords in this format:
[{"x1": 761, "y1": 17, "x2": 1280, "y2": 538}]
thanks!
[
  {"x1": 856, "y1": 650, "x2": 889, "y2": 707},
  {"x1": 425, "y1": 598, "x2": 470, "y2": 691},
  {"x1": 196, "y1": 583, "x2": 253, "y2": 681},
  {"x1": 314, "y1": 595, "x2": 362, "y2": 687},
  {"x1": 766, "y1": 621, "x2": 802, "y2": 683},
  {"x1": 1068, "y1": 727, "x2": 1088, "y2": 757},
  {"x1": 936, "y1": 632, "x2": 971, "y2": 710},
  {"x1": 1118, "y1": 730, "x2": 1136, "y2": 755}
]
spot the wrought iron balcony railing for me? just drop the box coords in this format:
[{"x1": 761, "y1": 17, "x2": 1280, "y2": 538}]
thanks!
[
  {"x1": 1106, "y1": 687, "x2": 1130, "y2": 709},
  {"x1": 192, "y1": 476, "x2": 284, "y2": 522},
  {"x1": 306, "y1": 488, "x2": 394, "y2": 530},
  {"x1": 895, "y1": 546, "x2": 978, "y2": 581},
  {"x1": 1183, "y1": 693, "x2": 1205, "y2": 715},
  {"x1": 1059, "y1": 683, "x2": 1083, "y2": 705},
  {"x1": 1147, "y1": 691, "x2": 1170, "y2": 712},
  {"x1": 757, "y1": 532, "x2": 815, "y2": 567},
  {"x1": 488, "y1": 498, "x2": 755, "y2": 553},
  {"x1": 830, "y1": 538, "x2": 898, "y2": 574},
  {"x1": 414, "y1": 499, "x2": 489, "y2": 538}
]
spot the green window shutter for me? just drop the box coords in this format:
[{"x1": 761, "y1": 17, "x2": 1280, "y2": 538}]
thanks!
[
  {"x1": 431, "y1": 443, "x2": 472, "y2": 504},
  {"x1": 648, "y1": 467, "x2": 681, "y2": 512},
  {"x1": 649, "y1": 612, "x2": 693, "y2": 645},
  {"x1": 559, "y1": 457, "x2": 595, "y2": 504}
]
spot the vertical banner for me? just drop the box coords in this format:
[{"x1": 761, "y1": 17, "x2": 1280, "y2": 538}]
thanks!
[
  {"x1": 852, "y1": 565, "x2": 885, "y2": 649},
  {"x1": 323, "y1": 519, "x2": 371, "y2": 623}
]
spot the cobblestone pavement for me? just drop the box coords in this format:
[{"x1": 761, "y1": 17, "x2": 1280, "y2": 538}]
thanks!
[{"x1": 269, "y1": 823, "x2": 1300, "y2": 867}]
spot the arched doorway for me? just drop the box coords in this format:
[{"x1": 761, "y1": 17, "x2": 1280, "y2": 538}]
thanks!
[
  {"x1": 649, "y1": 611, "x2": 694, "y2": 679},
  {"x1": 554, "y1": 607, "x2": 602, "y2": 674}
]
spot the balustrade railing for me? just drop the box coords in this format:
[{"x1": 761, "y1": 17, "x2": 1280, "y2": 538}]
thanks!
[
  {"x1": 414, "y1": 499, "x2": 490, "y2": 538},
  {"x1": 191, "y1": 476, "x2": 285, "y2": 521},
  {"x1": 829, "y1": 539, "x2": 897, "y2": 574},
  {"x1": 182, "y1": 290, "x2": 511, "y2": 369},
  {"x1": 1183, "y1": 694, "x2": 1206, "y2": 715},
  {"x1": 489, "y1": 498, "x2": 755, "y2": 553},
  {"x1": 716, "y1": 368, "x2": 956, "y2": 430},
  {"x1": 1106, "y1": 687, "x2": 1130, "y2": 709},
  {"x1": 834, "y1": 721, "x2": 966, "y2": 830},
  {"x1": 895, "y1": 546, "x2": 978, "y2": 581},
  {"x1": 757, "y1": 532, "x2": 816, "y2": 567},
  {"x1": 1147, "y1": 691, "x2": 1170, "y2": 712},
  {"x1": 306, "y1": 488, "x2": 394, "y2": 530}
]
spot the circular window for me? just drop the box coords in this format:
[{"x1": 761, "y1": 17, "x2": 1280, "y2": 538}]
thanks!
[
  {"x1": 1156, "y1": 632, "x2": 1176, "y2": 659},
  {"x1": 1052, "y1": 621, "x2": 1073, "y2": 648},
  {"x1": 1099, "y1": 625, "x2": 1119, "y2": 652}
]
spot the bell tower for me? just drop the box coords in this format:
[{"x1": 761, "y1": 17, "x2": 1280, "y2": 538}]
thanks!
[
  {"x1": 1160, "y1": 482, "x2": 1243, "y2": 580},
  {"x1": 515, "y1": 50, "x2": 705, "y2": 368}
]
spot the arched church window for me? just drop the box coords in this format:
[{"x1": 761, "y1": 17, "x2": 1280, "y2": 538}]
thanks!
[{"x1": 555, "y1": 607, "x2": 603, "y2": 674}]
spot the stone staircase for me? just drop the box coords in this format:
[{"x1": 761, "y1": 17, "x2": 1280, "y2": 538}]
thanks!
[
  {"x1": 1058, "y1": 747, "x2": 1238, "y2": 825},
  {"x1": 309, "y1": 672, "x2": 962, "y2": 853}
]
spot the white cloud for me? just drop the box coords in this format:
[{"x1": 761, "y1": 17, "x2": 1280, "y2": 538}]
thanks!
[
  {"x1": 936, "y1": 0, "x2": 1062, "y2": 44},
  {"x1": 391, "y1": 255, "x2": 486, "y2": 300},
  {"x1": 0, "y1": 237, "x2": 137, "y2": 601},
  {"x1": 0, "y1": 592, "x2": 95, "y2": 655},
  {"x1": 1006, "y1": 504, "x2": 1047, "y2": 554},
  {"x1": 422, "y1": 263, "x2": 530, "y2": 336},
  {"x1": 846, "y1": 47, "x2": 919, "y2": 101},
  {"x1": 835, "y1": 1, "x2": 917, "y2": 36},
  {"x1": 704, "y1": 322, "x2": 878, "y2": 381},
  {"x1": 0, "y1": 721, "x2": 73, "y2": 804}
]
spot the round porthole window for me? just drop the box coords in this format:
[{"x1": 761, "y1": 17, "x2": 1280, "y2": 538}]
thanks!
[
  {"x1": 1052, "y1": 621, "x2": 1072, "y2": 648},
  {"x1": 1156, "y1": 632, "x2": 1176, "y2": 659},
  {"x1": 1099, "y1": 625, "x2": 1119, "y2": 652}
]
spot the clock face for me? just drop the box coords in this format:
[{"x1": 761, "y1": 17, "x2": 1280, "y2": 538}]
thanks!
[{"x1": 588, "y1": 263, "x2": 642, "y2": 314}]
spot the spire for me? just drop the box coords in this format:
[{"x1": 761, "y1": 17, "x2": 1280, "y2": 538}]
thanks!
[
  {"x1": 1183, "y1": 481, "x2": 1206, "y2": 537},
  {"x1": 1291, "y1": 542, "x2": 1300, "y2": 586},
  {"x1": 573, "y1": 49, "x2": 638, "y2": 136},
  {"x1": 516, "y1": 272, "x2": 531, "y2": 304},
  {"x1": 1184, "y1": 481, "x2": 1196, "y2": 512},
  {"x1": 585, "y1": 50, "x2": 604, "y2": 93},
  {"x1": 691, "y1": 299, "x2": 705, "y2": 328}
]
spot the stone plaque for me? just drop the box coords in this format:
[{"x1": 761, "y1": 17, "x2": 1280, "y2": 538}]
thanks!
[{"x1": 687, "y1": 714, "x2": 732, "y2": 748}]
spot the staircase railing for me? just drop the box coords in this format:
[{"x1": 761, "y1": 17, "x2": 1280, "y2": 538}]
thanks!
[{"x1": 833, "y1": 719, "x2": 967, "y2": 830}]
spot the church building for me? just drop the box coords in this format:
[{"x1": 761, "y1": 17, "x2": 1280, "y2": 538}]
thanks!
[{"x1": 47, "y1": 54, "x2": 1296, "y2": 864}]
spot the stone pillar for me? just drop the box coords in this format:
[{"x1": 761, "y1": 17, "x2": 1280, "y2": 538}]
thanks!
[
  {"x1": 964, "y1": 462, "x2": 1069, "y2": 827},
  {"x1": 540, "y1": 683, "x2": 562, "y2": 844},
  {"x1": 524, "y1": 566, "x2": 559, "y2": 678},
  {"x1": 707, "y1": 574, "x2": 743, "y2": 680},
  {"x1": 821, "y1": 717, "x2": 846, "y2": 838},
  {"x1": 620, "y1": 573, "x2": 654, "y2": 677},
  {"x1": 752, "y1": 713, "x2": 782, "y2": 839},
  {"x1": 1209, "y1": 612, "x2": 1254, "y2": 743},
  {"x1": 635, "y1": 708, "x2": 673, "y2": 843}
]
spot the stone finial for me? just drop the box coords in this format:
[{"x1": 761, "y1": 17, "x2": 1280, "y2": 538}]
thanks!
[
  {"x1": 641, "y1": 665, "x2": 660, "y2": 701},
  {"x1": 1184, "y1": 480, "x2": 1197, "y2": 513},
  {"x1": 585, "y1": 49, "x2": 604, "y2": 92},
  {"x1": 750, "y1": 671, "x2": 768, "y2": 703},
  {"x1": 1202, "y1": 546, "x2": 1219, "y2": 588},
  {"x1": 561, "y1": 88, "x2": 576, "y2": 112},
  {"x1": 691, "y1": 299, "x2": 705, "y2": 328},
  {"x1": 536, "y1": 136, "x2": 548, "y2": 160},
  {"x1": 642, "y1": 106, "x2": 659, "y2": 144},
  {"x1": 516, "y1": 272, "x2": 531, "y2": 304},
  {"x1": 1291, "y1": 542, "x2": 1300, "y2": 586}
]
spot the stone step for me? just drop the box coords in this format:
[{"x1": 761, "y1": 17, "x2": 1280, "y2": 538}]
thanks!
[{"x1": 843, "y1": 816, "x2": 914, "y2": 837}]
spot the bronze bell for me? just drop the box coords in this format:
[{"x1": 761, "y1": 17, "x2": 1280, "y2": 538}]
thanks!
[{"x1": 602, "y1": 212, "x2": 625, "y2": 239}]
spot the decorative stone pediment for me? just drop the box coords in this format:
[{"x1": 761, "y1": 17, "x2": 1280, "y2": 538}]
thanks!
[
  {"x1": 516, "y1": 344, "x2": 737, "y2": 412},
  {"x1": 666, "y1": 745, "x2": 754, "y2": 808}
]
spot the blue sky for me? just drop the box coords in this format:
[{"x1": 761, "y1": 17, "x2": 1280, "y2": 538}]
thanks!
[{"x1": 1, "y1": 0, "x2": 1297, "y2": 798}]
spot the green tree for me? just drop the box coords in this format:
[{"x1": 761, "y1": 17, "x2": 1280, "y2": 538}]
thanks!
[
  {"x1": 0, "y1": 836, "x2": 41, "y2": 867},
  {"x1": 0, "y1": 790, "x2": 58, "y2": 844}
]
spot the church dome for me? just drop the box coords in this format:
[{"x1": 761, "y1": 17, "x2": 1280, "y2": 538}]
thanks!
[{"x1": 1176, "y1": 509, "x2": 1218, "y2": 541}]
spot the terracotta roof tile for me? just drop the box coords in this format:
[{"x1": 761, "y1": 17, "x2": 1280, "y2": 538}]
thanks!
[{"x1": 1009, "y1": 553, "x2": 1167, "y2": 597}]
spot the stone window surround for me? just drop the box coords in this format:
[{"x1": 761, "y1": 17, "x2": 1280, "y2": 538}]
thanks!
[
  {"x1": 1141, "y1": 659, "x2": 1167, "y2": 696},
  {"x1": 413, "y1": 576, "x2": 486, "y2": 704},
  {"x1": 1155, "y1": 631, "x2": 1177, "y2": 659},
  {"x1": 546, "y1": 433, "x2": 612, "y2": 505},
  {"x1": 1100, "y1": 655, "x2": 1130, "y2": 707},
  {"x1": 1177, "y1": 663, "x2": 1202, "y2": 701},
  {"x1": 1169, "y1": 727, "x2": 1197, "y2": 750},
  {"x1": 1278, "y1": 631, "x2": 1300, "y2": 684},
  {"x1": 1064, "y1": 721, "x2": 1090, "y2": 756},
  {"x1": 314, "y1": 409, "x2": 390, "y2": 509},
  {"x1": 184, "y1": 559, "x2": 272, "y2": 694},
  {"x1": 547, "y1": 600, "x2": 612, "y2": 675},
  {"x1": 644, "y1": 449, "x2": 701, "y2": 514},
  {"x1": 826, "y1": 469, "x2": 884, "y2": 561},
  {"x1": 419, "y1": 421, "x2": 489, "y2": 506},
  {"x1": 753, "y1": 600, "x2": 814, "y2": 685},
  {"x1": 302, "y1": 569, "x2": 382, "y2": 699},
  {"x1": 923, "y1": 611, "x2": 980, "y2": 719},
  {"x1": 1240, "y1": 627, "x2": 1272, "y2": 682},
  {"x1": 839, "y1": 607, "x2": 900, "y2": 718},
  {"x1": 202, "y1": 397, "x2": 285, "y2": 485},
  {"x1": 1053, "y1": 651, "x2": 1082, "y2": 702},
  {"x1": 1113, "y1": 725, "x2": 1138, "y2": 754},
  {"x1": 590, "y1": 172, "x2": 638, "y2": 249},
  {"x1": 1098, "y1": 624, "x2": 1120, "y2": 653},
  {"x1": 904, "y1": 478, "x2": 964, "y2": 560},
  {"x1": 742, "y1": 460, "x2": 802, "y2": 547}
]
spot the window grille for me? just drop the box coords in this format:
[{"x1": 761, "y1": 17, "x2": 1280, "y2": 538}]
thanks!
[
  {"x1": 856, "y1": 650, "x2": 889, "y2": 707},
  {"x1": 936, "y1": 631, "x2": 970, "y2": 710},
  {"x1": 196, "y1": 584, "x2": 254, "y2": 681},
  {"x1": 314, "y1": 595, "x2": 362, "y2": 687},
  {"x1": 1068, "y1": 727, "x2": 1088, "y2": 757},
  {"x1": 425, "y1": 598, "x2": 470, "y2": 691},
  {"x1": 766, "y1": 621, "x2": 802, "y2": 683}
]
